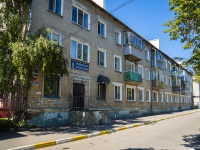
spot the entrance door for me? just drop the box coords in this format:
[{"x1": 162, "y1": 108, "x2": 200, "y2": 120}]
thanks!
[{"x1": 73, "y1": 83, "x2": 85, "y2": 111}]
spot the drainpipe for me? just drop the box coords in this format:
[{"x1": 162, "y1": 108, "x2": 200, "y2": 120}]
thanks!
[{"x1": 150, "y1": 48, "x2": 155, "y2": 114}]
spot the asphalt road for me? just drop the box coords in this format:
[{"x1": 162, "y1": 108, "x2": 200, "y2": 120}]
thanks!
[{"x1": 43, "y1": 111, "x2": 200, "y2": 150}]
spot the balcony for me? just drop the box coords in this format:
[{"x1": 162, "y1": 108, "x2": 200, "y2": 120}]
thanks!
[
  {"x1": 123, "y1": 32, "x2": 143, "y2": 61},
  {"x1": 173, "y1": 86, "x2": 180, "y2": 93},
  {"x1": 123, "y1": 45, "x2": 142, "y2": 61},
  {"x1": 181, "y1": 89, "x2": 188, "y2": 94},
  {"x1": 124, "y1": 71, "x2": 142, "y2": 84},
  {"x1": 181, "y1": 76, "x2": 189, "y2": 82},
  {"x1": 152, "y1": 80, "x2": 164, "y2": 89},
  {"x1": 151, "y1": 51, "x2": 163, "y2": 70},
  {"x1": 151, "y1": 60, "x2": 163, "y2": 70}
]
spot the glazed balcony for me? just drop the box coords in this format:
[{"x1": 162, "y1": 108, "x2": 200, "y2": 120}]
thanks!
[
  {"x1": 124, "y1": 71, "x2": 142, "y2": 84},
  {"x1": 181, "y1": 76, "x2": 189, "y2": 82},
  {"x1": 152, "y1": 80, "x2": 164, "y2": 89},
  {"x1": 151, "y1": 51, "x2": 163, "y2": 70},
  {"x1": 123, "y1": 32, "x2": 143, "y2": 61}
]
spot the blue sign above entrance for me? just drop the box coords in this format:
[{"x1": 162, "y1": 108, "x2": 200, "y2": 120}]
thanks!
[{"x1": 71, "y1": 60, "x2": 89, "y2": 72}]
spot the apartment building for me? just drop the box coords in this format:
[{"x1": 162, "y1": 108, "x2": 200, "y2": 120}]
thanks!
[
  {"x1": 27, "y1": 0, "x2": 193, "y2": 126},
  {"x1": 193, "y1": 78, "x2": 200, "y2": 107}
]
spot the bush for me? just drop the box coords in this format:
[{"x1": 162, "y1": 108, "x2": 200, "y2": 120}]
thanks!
[{"x1": 0, "y1": 118, "x2": 11, "y2": 132}]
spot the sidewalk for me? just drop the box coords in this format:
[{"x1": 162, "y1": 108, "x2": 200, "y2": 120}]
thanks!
[{"x1": 0, "y1": 109, "x2": 199, "y2": 150}]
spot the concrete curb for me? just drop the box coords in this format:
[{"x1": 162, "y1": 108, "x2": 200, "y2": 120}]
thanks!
[{"x1": 8, "y1": 111, "x2": 200, "y2": 150}]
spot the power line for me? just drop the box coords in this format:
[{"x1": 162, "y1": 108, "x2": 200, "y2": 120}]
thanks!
[{"x1": 109, "y1": 0, "x2": 134, "y2": 13}]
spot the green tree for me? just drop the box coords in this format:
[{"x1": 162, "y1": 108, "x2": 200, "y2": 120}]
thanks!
[
  {"x1": 0, "y1": 0, "x2": 68, "y2": 117},
  {"x1": 163, "y1": 0, "x2": 200, "y2": 80}
]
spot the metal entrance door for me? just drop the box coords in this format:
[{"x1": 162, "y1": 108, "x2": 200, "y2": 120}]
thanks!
[{"x1": 73, "y1": 83, "x2": 85, "y2": 111}]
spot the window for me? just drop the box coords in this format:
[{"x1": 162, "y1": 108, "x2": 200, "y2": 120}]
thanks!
[
  {"x1": 44, "y1": 75, "x2": 60, "y2": 98},
  {"x1": 169, "y1": 93, "x2": 172, "y2": 102},
  {"x1": 168, "y1": 77, "x2": 172, "y2": 87},
  {"x1": 164, "y1": 59, "x2": 167, "y2": 70},
  {"x1": 145, "y1": 49, "x2": 150, "y2": 60},
  {"x1": 138, "y1": 65, "x2": 143, "y2": 78},
  {"x1": 160, "y1": 92, "x2": 163, "y2": 102},
  {"x1": 165, "y1": 92, "x2": 168, "y2": 102},
  {"x1": 113, "y1": 82, "x2": 123, "y2": 101},
  {"x1": 98, "y1": 49, "x2": 106, "y2": 67},
  {"x1": 48, "y1": 0, "x2": 63, "y2": 15},
  {"x1": 115, "y1": 31, "x2": 121, "y2": 44},
  {"x1": 98, "y1": 20, "x2": 106, "y2": 38},
  {"x1": 72, "y1": 6, "x2": 90, "y2": 29},
  {"x1": 165, "y1": 76, "x2": 168, "y2": 86},
  {"x1": 146, "y1": 90, "x2": 150, "y2": 102},
  {"x1": 126, "y1": 86, "x2": 136, "y2": 101},
  {"x1": 71, "y1": 39, "x2": 89, "y2": 62},
  {"x1": 168, "y1": 62, "x2": 171, "y2": 71},
  {"x1": 47, "y1": 32, "x2": 61, "y2": 45},
  {"x1": 146, "y1": 68, "x2": 150, "y2": 80},
  {"x1": 126, "y1": 60, "x2": 135, "y2": 72},
  {"x1": 138, "y1": 87, "x2": 144, "y2": 102},
  {"x1": 153, "y1": 91, "x2": 158, "y2": 102},
  {"x1": 114, "y1": 55, "x2": 122, "y2": 72},
  {"x1": 98, "y1": 84, "x2": 106, "y2": 99}
]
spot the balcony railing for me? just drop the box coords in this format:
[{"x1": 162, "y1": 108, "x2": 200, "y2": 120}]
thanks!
[
  {"x1": 172, "y1": 86, "x2": 180, "y2": 92},
  {"x1": 124, "y1": 71, "x2": 142, "y2": 83},
  {"x1": 152, "y1": 80, "x2": 164, "y2": 89},
  {"x1": 181, "y1": 89, "x2": 188, "y2": 94}
]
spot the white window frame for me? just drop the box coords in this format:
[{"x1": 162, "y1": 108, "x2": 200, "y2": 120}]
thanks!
[
  {"x1": 180, "y1": 96, "x2": 183, "y2": 103},
  {"x1": 164, "y1": 59, "x2": 167, "y2": 70},
  {"x1": 126, "y1": 85, "x2": 136, "y2": 101},
  {"x1": 115, "y1": 30, "x2": 121, "y2": 44},
  {"x1": 146, "y1": 68, "x2": 150, "y2": 80},
  {"x1": 145, "y1": 49, "x2": 150, "y2": 60},
  {"x1": 168, "y1": 61, "x2": 172, "y2": 71},
  {"x1": 138, "y1": 64, "x2": 144, "y2": 78},
  {"x1": 160, "y1": 92, "x2": 163, "y2": 102},
  {"x1": 138, "y1": 87, "x2": 144, "y2": 102},
  {"x1": 48, "y1": 0, "x2": 63, "y2": 16},
  {"x1": 165, "y1": 76, "x2": 168, "y2": 86},
  {"x1": 47, "y1": 30, "x2": 62, "y2": 46},
  {"x1": 169, "y1": 93, "x2": 173, "y2": 103},
  {"x1": 165, "y1": 92, "x2": 168, "y2": 102},
  {"x1": 146, "y1": 89, "x2": 151, "y2": 102},
  {"x1": 153, "y1": 91, "x2": 158, "y2": 102},
  {"x1": 114, "y1": 54, "x2": 122, "y2": 72},
  {"x1": 126, "y1": 60, "x2": 135, "y2": 72},
  {"x1": 168, "y1": 77, "x2": 172, "y2": 87},
  {"x1": 112, "y1": 82, "x2": 123, "y2": 101},
  {"x1": 98, "y1": 19, "x2": 106, "y2": 38},
  {"x1": 72, "y1": 5, "x2": 90, "y2": 29},
  {"x1": 70, "y1": 38, "x2": 90, "y2": 63},
  {"x1": 97, "y1": 48, "x2": 106, "y2": 68}
]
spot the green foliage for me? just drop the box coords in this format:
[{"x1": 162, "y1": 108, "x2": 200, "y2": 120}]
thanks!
[
  {"x1": 0, "y1": 1, "x2": 68, "y2": 93},
  {"x1": 164, "y1": 0, "x2": 200, "y2": 81},
  {"x1": 0, "y1": 118, "x2": 11, "y2": 131}
]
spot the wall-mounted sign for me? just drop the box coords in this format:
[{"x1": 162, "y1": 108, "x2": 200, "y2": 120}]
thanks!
[{"x1": 71, "y1": 60, "x2": 89, "y2": 72}]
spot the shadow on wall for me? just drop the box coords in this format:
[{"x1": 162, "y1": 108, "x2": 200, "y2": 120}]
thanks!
[{"x1": 182, "y1": 132, "x2": 200, "y2": 150}]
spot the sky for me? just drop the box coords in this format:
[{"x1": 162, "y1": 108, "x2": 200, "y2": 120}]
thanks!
[{"x1": 106, "y1": 0, "x2": 192, "y2": 60}]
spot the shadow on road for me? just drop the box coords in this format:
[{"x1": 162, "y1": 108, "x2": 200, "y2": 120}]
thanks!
[
  {"x1": 182, "y1": 132, "x2": 200, "y2": 150},
  {"x1": 121, "y1": 148, "x2": 155, "y2": 150},
  {"x1": 0, "y1": 131, "x2": 26, "y2": 141}
]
